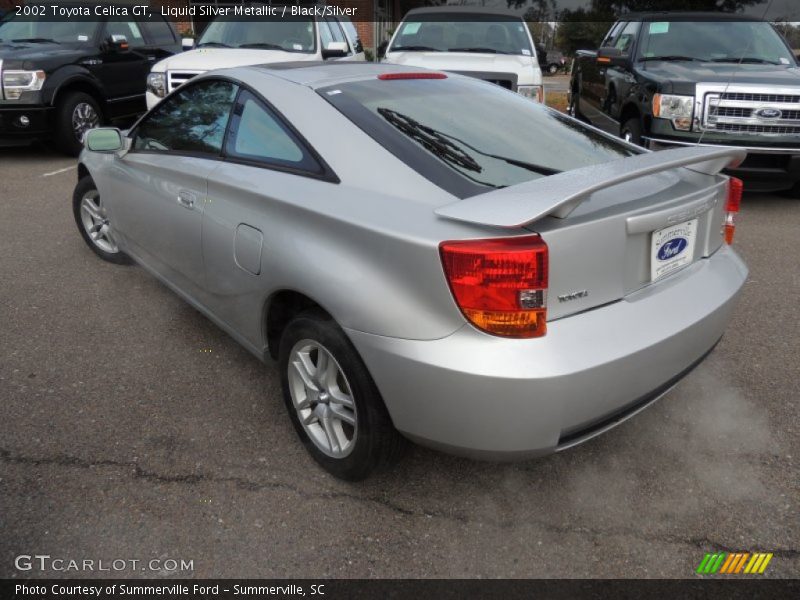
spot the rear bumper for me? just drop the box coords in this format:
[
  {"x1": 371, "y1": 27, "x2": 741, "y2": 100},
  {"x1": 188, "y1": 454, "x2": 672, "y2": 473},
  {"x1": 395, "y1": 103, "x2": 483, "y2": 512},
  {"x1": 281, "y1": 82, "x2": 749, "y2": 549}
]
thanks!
[
  {"x1": 346, "y1": 245, "x2": 747, "y2": 460},
  {"x1": 644, "y1": 136, "x2": 800, "y2": 192}
]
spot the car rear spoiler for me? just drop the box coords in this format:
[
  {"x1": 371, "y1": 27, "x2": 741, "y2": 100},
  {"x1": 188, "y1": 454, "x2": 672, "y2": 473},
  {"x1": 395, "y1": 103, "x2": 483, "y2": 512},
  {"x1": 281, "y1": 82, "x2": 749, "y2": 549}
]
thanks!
[{"x1": 434, "y1": 146, "x2": 746, "y2": 228}]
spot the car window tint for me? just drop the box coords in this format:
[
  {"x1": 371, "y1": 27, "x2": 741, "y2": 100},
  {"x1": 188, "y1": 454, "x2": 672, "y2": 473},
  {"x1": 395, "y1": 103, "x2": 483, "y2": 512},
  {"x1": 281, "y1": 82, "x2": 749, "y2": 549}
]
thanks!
[
  {"x1": 225, "y1": 91, "x2": 322, "y2": 174},
  {"x1": 133, "y1": 80, "x2": 237, "y2": 154},
  {"x1": 139, "y1": 18, "x2": 175, "y2": 45},
  {"x1": 105, "y1": 20, "x2": 145, "y2": 47}
]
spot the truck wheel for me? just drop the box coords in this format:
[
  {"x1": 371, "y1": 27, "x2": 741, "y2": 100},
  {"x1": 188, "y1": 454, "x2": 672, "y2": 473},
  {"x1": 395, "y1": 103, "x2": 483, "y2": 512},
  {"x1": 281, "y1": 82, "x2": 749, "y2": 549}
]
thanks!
[
  {"x1": 55, "y1": 92, "x2": 102, "y2": 156},
  {"x1": 621, "y1": 117, "x2": 643, "y2": 146},
  {"x1": 548, "y1": 64, "x2": 559, "y2": 75},
  {"x1": 279, "y1": 311, "x2": 408, "y2": 480}
]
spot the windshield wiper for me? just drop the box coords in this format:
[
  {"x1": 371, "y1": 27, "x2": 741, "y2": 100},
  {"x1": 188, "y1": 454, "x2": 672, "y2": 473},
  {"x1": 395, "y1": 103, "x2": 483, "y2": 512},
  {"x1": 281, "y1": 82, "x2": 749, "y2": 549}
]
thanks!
[
  {"x1": 238, "y1": 42, "x2": 286, "y2": 50},
  {"x1": 376, "y1": 108, "x2": 561, "y2": 178},
  {"x1": 448, "y1": 47, "x2": 511, "y2": 54},
  {"x1": 11, "y1": 37, "x2": 60, "y2": 44},
  {"x1": 196, "y1": 41, "x2": 231, "y2": 48},
  {"x1": 378, "y1": 108, "x2": 482, "y2": 172},
  {"x1": 640, "y1": 55, "x2": 701, "y2": 62},
  {"x1": 709, "y1": 56, "x2": 780, "y2": 65},
  {"x1": 390, "y1": 45, "x2": 441, "y2": 52}
]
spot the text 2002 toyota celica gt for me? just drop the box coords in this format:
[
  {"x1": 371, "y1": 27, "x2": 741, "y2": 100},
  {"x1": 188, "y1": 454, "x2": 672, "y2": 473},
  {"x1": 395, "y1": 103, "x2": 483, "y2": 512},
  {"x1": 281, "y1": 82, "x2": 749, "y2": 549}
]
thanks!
[{"x1": 74, "y1": 62, "x2": 747, "y2": 480}]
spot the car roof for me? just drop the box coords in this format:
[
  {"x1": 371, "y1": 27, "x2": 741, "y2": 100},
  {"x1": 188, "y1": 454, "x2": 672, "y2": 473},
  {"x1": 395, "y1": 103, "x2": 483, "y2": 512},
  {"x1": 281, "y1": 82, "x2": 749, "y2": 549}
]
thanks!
[
  {"x1": 248, "y1": 61, "x2": 458, "y2": 88},
  {"x1": 620, "y1": 11, "x2": 764, "y2": 22}
]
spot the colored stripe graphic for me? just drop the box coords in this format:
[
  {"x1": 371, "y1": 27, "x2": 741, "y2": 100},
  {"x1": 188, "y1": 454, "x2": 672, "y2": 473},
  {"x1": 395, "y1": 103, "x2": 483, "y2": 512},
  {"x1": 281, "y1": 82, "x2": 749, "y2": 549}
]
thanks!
[
  {"x1": 698, "y1": 553, "x2": 727, "y2": 574},
  {"x1": 719, "y1": 553, "x2": 736, "y2": 574},
  {"x1": 698, "y1": 552, "x2": 774, "y2": 575}
]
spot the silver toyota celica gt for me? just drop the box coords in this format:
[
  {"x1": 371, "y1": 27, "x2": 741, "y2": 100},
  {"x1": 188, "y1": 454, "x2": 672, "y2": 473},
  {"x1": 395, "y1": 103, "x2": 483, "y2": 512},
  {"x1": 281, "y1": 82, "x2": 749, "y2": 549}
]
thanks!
[{"x1": 74, "y1": 62, "x2": 748, "y2": 480}]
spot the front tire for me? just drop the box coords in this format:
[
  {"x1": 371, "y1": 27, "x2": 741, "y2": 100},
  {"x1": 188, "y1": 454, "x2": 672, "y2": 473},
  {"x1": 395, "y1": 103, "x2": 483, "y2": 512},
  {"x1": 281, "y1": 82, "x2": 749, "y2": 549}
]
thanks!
[
  {"x1": 55, "y1": 92, "x2": 101, "y2": 156},
  {"x1": 621, "y1": 117, "x2": 643, "y2": 146},
  {"x1": 73, "y1": 176, "x2": 131, "y2": 264},
  {"x1": 279, "y1": 312, "x2": 407, "y2": 480}
]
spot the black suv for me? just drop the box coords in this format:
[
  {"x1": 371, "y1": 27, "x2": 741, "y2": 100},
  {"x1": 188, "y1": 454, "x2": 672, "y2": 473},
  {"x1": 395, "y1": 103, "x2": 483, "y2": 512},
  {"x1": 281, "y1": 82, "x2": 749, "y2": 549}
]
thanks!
[{"x1": 0, "y1": 10, "x2": 180, "y2": 155}]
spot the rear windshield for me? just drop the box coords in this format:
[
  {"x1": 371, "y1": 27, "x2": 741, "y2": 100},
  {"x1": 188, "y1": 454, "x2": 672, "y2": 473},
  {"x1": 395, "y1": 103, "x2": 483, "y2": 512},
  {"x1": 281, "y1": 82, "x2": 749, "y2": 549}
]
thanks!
[
  {"x1": 389, "y1": 15, "x2": 533, "y2": 57},
  {"x1": 320, "y1": 76, "x2": 635, "y2": 196}
]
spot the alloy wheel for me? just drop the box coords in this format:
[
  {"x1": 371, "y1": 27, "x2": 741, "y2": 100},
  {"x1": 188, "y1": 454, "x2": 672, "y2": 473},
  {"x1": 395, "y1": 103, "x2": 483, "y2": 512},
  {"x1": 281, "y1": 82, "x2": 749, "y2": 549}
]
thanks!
[
  {"x1": 288, "y1": 339, "x2": 358, "y2": 458},
  {"x1": 79, "y1": 190, "x2": 119, "y2": 254},
  {"x1": 72, "y1": 102, "x2": 99, "y2": 142}
]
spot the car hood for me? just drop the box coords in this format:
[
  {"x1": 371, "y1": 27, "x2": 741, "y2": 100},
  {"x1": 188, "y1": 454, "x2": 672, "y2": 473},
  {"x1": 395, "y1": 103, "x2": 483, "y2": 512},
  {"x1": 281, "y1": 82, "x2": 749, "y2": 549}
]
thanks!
[
  {"x1": 153, "y1": 47, "x2": 317, "y2": 72},
  {"x1": 384, "y1": 51, "x2": 537, "y2": 77},
  {"x1": 639, "y1": 61, "x2": 800, "y2": 94},
  {"x1": 0, "y1": 41, "x2": 84, "y2": 69}
]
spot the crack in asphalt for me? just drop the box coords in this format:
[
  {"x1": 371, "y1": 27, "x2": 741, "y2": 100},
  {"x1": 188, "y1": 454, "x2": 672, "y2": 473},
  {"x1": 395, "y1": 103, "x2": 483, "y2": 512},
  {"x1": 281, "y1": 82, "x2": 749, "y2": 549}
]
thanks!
[{"x1": 2, "y1": 447, "x2": 798, "y2": 559}]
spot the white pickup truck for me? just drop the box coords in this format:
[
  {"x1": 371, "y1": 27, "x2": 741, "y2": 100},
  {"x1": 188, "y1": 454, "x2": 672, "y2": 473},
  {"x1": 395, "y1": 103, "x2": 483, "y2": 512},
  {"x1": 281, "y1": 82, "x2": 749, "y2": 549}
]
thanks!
[
  {"x1": 379, "y1": 7, "x2": 544, "y2": 103},
  {"x1": 146, "y1": 10, "x2": 364, "y2": 108}
]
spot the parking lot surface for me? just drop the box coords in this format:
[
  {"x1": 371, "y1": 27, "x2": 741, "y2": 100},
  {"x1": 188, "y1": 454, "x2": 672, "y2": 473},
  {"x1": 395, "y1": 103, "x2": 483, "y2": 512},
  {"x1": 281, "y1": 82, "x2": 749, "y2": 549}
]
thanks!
[{"x1": 1, "y1": 147, "x2": 798, "y2": 578}]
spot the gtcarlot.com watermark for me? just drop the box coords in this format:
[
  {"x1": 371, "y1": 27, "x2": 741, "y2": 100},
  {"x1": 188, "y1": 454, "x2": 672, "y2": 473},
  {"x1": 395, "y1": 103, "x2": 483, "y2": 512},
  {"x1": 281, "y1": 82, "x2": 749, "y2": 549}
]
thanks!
[{"x1": 15, "y1": 554, "x2": 194, "y2": 574}]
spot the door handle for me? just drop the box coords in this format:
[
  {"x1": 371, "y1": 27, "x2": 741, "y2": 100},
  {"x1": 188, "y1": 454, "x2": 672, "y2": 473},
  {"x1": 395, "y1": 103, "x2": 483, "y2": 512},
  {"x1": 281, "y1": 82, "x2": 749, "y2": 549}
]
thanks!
[{"x1": 177, "y1": 191, "x2": 196, "y2": 209}]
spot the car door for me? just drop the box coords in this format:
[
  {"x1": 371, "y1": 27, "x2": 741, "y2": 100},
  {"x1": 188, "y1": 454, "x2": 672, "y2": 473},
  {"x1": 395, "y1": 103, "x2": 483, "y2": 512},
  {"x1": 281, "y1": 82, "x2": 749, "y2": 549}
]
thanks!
[
  {"x1": 581, "y1": 22, "x2": 625, "y2": 118},
  {"x1": 200, "y1": 88, "x2": 335, "y2": 348},
  {"x1": 102, "y1": 78, "x2": 238, "y2": 294},
  {"x1": 100, "y1": 19, "x2": 150, "y2": 117}
]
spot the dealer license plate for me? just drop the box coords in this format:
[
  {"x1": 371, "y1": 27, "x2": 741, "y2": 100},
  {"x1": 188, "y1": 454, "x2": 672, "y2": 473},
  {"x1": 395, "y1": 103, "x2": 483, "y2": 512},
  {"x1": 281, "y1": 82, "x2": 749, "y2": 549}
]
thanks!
[{"x1": 650, "y1": 219, "x2": 698, "y2": 282}]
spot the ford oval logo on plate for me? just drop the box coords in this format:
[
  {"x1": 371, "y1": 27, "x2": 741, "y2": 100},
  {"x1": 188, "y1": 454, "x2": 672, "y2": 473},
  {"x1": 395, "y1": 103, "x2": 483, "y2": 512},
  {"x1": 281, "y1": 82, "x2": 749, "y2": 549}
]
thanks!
[
  {"x1": 657, "y1": 237, "x2": 689, "y2": 261},
  {"x1": 754, "y1": 107, "x2": 783, "y2": 120}
]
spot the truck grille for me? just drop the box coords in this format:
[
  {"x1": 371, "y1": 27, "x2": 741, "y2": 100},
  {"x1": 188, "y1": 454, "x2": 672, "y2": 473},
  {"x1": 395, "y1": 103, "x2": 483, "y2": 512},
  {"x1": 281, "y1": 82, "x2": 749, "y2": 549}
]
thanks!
[
  {"x1": 167, "y1": 70, "x2": 204, "y2": 93},
  {"x1": 714, "y1": 123, "x2": 800, "y2": 135},
  {"x1": 699, "y1": 83, "x2": 800, "y2": 136}
]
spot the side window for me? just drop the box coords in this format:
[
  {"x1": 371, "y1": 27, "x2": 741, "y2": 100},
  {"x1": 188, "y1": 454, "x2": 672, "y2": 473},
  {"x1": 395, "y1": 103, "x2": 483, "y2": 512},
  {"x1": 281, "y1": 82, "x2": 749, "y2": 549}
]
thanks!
[
  {"x1": 133, "y1": 80, "x2": 237, "y2": 155},
  {"x1": 339, "y1": 16, "x2": 362, "y2": 53},
  {"x1": 105, "y1": 20, "x2": 146, "y2": 48},
  {"x1": 614, "y1": 21, "x2": 640, "y2": 54},
  {"x1": 225, "y1": 90, "x2": 323, "y2": 175},
  {"x1": 318, "y1": 20, "x2": 334, "y2": 48},
  {"x1": 139, "y1": 18, "x2": 176, "y2": 46},
  {"x1": 324, "y1": 18, "x2": 347, "y2": 45},
  {"x1": 601, "y1": 21, "x2": 625, "y2": 48}
]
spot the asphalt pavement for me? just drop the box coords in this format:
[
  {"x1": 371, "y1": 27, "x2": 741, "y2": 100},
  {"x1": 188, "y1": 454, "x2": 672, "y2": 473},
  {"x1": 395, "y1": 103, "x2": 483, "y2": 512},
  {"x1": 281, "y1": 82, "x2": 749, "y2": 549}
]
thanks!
[{"x1": 0, "y1": 146, "x2": 798, "y2": 578}]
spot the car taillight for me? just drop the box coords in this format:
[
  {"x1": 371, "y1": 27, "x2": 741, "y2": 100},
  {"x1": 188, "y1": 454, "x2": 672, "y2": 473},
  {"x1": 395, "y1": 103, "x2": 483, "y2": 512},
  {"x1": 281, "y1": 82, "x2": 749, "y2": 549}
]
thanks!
[
  {"x1": 724, "y1": 177, "x2": 743, "y2": 244},
  {"x1": 439, "y1": 236, "x2": 548, "y2": 338}
]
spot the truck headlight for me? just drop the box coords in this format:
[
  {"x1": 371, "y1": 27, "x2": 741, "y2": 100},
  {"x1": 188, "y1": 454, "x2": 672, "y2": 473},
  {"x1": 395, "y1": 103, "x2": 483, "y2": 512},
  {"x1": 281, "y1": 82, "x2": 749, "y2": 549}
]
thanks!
[
  {"x1": 518, "y1": 85, "x2": 544, "y2": 103},
  {"x1": 2, "y1": 70, "x2": 46, "y2": 100},
  {"x1": 146, "y1": 72, "x2": 166, "y2": 98},
  {"x1": 653, "y1": 93, "x2": 694, "y2": 131}
]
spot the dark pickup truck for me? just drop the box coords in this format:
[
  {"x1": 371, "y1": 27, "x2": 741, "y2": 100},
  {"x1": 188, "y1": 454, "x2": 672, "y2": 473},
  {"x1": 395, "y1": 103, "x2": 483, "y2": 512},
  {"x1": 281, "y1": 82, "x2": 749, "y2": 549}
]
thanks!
[
  {"x1": 0, "y1": 9, "x2": 180, "y2": 155},
  {"x1": 569, "y1": 12, "x2": 800, "y2": 194}
]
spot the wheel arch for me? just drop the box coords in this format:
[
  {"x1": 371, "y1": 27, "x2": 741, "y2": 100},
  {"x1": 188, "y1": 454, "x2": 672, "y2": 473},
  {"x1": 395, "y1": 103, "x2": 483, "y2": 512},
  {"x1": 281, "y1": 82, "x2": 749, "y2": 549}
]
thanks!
[
  {"x1": 620, "y1": 101, "x2": 642, "y2": 128},
  {"x1": 49, "y1": 76, "x2": 107, "y2": 119},
  {"x1": 264, "y1": 290, "x2": 335, "y2": 360}
]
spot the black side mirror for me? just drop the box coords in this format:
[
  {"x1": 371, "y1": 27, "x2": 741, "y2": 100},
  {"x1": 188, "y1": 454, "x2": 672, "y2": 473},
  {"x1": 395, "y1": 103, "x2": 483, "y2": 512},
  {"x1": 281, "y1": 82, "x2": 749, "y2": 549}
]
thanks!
[
  {"x1": 596, "y1": 46, "x2": 627, "y2": 67},
  {"x1": 377, "y1": 40, "x2": 389, "y2": 60},
  {"x1": 107, "y1": 34, "x2": 129, "y2": 52}
]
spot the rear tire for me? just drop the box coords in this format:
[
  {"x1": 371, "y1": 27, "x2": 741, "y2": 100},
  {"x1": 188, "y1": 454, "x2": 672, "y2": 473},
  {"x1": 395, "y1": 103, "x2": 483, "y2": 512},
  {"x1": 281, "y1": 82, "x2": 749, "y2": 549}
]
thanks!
[
  {"x1": 73, "y1": 175, "x2": 131, "y2": 265},
  {"x1": 621, "y1": 117, "x2": 643, "y2": 146},
  {"x1": 55, "y1": 92, "x2": 102, "y2": 156},
  {"x1": 278, "y1": 312, "x2": 407, "y2": 480}
]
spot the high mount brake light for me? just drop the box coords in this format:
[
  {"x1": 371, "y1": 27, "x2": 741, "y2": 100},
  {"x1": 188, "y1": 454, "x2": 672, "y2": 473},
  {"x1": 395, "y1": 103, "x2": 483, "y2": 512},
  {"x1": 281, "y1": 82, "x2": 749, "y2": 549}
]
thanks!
[
  {"x1": 439, "y1": 236, "x2": 548, "y2": 338},
  {"x1": 377, "y1": 72, "x2": 448, "y2": 80},
  {"x1": 724, "y1": 177, "x2": 743, "y2": 245}
]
